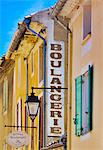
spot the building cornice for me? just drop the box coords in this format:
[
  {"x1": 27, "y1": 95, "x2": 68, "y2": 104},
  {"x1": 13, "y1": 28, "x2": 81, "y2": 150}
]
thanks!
[
  {"x1": 0, "y1": 59, "x2": 14, "y2": 82},
  {"x1": 51, "y1": 0, "x2": 67, "y2": 17},
  {"x1": 51, "y1": 0, "x2": 82, "y2": 18},
  {"x1": 5, "y1": 23, "x2": 26, "y2": 59}
]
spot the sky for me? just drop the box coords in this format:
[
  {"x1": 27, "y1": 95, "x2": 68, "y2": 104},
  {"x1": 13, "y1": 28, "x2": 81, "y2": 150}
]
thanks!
[{"x1": 0, "y1": 0, "x2": 57, "y2": 57}]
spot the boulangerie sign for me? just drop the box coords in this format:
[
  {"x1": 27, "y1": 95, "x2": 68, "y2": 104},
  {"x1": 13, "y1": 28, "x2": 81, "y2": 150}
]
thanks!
[
  {"x1": 47, "y1": 41, "x2": 64, "y2": 137},
  {"x1": 6, "y1": 131, "x2": 30, "y2": 148}
]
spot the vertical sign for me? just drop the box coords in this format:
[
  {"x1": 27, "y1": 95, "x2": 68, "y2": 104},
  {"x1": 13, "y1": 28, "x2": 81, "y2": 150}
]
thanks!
[{"x1": 47, "y1": 41, "x2": 64, "y2": 137}]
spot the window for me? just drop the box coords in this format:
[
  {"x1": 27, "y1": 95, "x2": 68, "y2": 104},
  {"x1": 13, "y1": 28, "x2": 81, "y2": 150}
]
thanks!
[
  {"x1": 74, "y1": 65, "x2": 93, "y2": 136},
  {"x1": 39, "y1": 45, "x2": 43, "y2": 83},
  {"x1": 3, "y1": 78, "x2": 8, "y2": 112},
  {"x1": 18, "y1": 57, "x2": 21, "y2": 87},
  {"x1": 16, "y1": 98, "x2": 22, "y2": 130},
  {"x1": 83, "y1": 1, "x2": 91, "y2": 39},
  {"x1": 31, "y1": 51, "x2": 34, "y2": 75},
  {"x1": 3, "y1": 143, "x2": 7, "y2": 150}
]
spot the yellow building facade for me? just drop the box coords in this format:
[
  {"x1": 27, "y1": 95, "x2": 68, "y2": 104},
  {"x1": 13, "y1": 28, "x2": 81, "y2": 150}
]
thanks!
[
  {"x1": 52, "y1": 0, "x2": 103, "y2": 150},
  {"x1": 0, "y1": 56, "x2": 14, "y2": 150},
  {"x1": 2, "y1": 19, "x2": 46, "y2": 150},
  {"x1": 13, "y1": 22, "x2": 45, "y2": 150},
  {"x1": 1, "y1": 7, "x2": 68, "y2": 150}
]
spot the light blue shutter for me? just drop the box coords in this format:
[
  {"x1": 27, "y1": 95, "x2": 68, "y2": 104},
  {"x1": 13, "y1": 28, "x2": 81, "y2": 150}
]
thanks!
[
  {"x1": 82, "y1": 66, "x2": 93, "y2": 134},
  {"x1": 75, "y1": 76, "x2": 82, "y2": 136},
  {"x1": 88, "y1": 65, "x2": 93, "y2": 131},
  {"x1": 82, "y1": 72, "x2": 88, "y2": 134}
]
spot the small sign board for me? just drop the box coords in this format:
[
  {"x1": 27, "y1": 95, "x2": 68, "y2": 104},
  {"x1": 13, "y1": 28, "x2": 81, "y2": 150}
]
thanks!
[{"x1": 6, "y1": 131, "x2": 30, "y2": 148}]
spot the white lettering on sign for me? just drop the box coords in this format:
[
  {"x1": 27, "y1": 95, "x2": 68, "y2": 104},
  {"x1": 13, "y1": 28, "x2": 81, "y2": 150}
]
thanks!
[{"x1": 47, "y1": 41, "x2": 64, "y2": 136}]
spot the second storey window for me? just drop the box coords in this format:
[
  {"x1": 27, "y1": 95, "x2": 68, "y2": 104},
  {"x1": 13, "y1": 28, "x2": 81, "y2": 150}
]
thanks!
[
  {"x1": 83, "y1": 1, "x2": 91, "y2": 39},
  {"x1": 16, "y1": 98, "x2": 22, "y2": 131},
  {"x1": 39, "y1": 45, "x2": 43, "y2": 83},
  {"x1": 18, "y1": 57, "x2": 21, "y2": 87},
  {"x1": 74, "y1": 65, "x2": 93, "y2": 136},
  {"x1": 3, "y1": 78, "x2": 8, "y2": 112},
  {"x1": 31, "y1": 51, "x2": 34, "y2": 75}
]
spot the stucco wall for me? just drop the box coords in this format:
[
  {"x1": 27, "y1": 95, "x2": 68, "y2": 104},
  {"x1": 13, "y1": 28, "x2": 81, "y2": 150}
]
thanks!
[{"x1": 69, "y1": 0, "x2": 103, "y2": 149}]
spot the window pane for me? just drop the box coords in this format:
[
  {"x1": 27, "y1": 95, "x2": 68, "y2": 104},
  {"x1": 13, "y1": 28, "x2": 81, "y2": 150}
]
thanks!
[
  {"x1": 31, "y1": 52, "x2": 34, "y2": 74},
  {"x1": 3, "y1": 78, "x2": 8, "y2": 112},
  {"x1": 18, "y1": 57, "x2": 21, "y2": 87},
  {"x1": 39, "y1": 46, "x2": 43, "y2": 83},
  {"x1": 83, "y1": 5, "x2": 91, "y2": 39}
]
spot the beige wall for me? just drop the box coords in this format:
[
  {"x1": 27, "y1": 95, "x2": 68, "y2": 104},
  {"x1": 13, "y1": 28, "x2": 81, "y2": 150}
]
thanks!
[{"x1": 68, "y1": 0, "x2": 103, "y2": 149}]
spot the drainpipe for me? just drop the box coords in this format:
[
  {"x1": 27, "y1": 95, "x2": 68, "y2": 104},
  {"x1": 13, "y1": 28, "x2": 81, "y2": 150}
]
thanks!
[
  {"x1": 23, "y1": 16, "x2": 47, "y2": 147},
  {"x1": 68, "y1": 31, "x2": 72, "y2": 150}
]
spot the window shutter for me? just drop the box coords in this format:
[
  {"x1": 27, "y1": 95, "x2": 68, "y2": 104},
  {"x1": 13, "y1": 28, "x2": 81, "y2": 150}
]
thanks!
[
  {"x1": 5, "y1": 79, "x2": 8, "y2": 111},
  {"x1": 82, "y1": 72, "x2": 88, "y2": 134},
  {"x1": 75, "y1": 76, "x2": 82, "y2": 136},
  {"x1": 3, "y1": 79, "x2": 8, "y2": 112},
  {"x1": 88, "y1": 66, "x2": 93, "y2": 131},
  {"x1": 3, "y1": 81, "x2": 6, "y2": 112}
]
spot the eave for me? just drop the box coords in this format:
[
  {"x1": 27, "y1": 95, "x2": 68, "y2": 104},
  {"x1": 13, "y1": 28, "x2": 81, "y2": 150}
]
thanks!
[
  {"x1": 0, "y1": 58, "x2": 15, "y2": 81},
  {"x1": 5, "y1": 23, "x2": 26, "y2": 59},
  {"x1": 51, "y1": 0, "x2": 68, "y2": 17},
  {"x1": 51, "y1": 0, "x2": 82, "y2": 19}
]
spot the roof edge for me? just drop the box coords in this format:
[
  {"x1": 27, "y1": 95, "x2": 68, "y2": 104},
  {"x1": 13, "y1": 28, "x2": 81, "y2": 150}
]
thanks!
[
  {"x1": 51, "y1": 0, "x2": 67, "y2": 17},
  {"x1": 5, "y1": 23, "x2": 26, "y2": 59}
]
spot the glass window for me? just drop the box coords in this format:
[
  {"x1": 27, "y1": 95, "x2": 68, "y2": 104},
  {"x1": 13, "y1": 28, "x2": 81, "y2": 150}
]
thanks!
[
  {"x1": 83, "y1": 2, "x2": 91, "y2": 39},
  {"x1": 17, "y1": 99, "x2": 22, "y2": 131},
  {"x1": 3, "y1": 143, "x2": 7, "y2": 150},
  {"x1": 39, "y1": 45, "x2": 43, "y2": 83},
  {"x1": 18, "y1": 57, "x2": 21, "y2": 87},
  {"x1": 3, "y1": 78, "x2": 8, "y2": 112},
  {"x1": 74, "y1": 66, "x2": 93, "y2": 136},
  {"x1": 31, "y1": 51, "x2": 34, "y2": 75}
]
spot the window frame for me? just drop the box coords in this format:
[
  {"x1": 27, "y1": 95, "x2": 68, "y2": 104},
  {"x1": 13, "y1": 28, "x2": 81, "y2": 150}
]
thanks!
[
  {"x1": 3, "y1": 77, "x2": 8, "y2": 113},
  {"x1": 31, "y1": 51, "x2": 34, "y2": 76},
  {"x1": 38, "y1": 45, "x2": 43, "y2": 84},
  {"x1": 82, "y1": 1, "x2": 91, "y2": 40},
  {"x1": 18, "y1": 57, "x2": 21, "y2": 87}
]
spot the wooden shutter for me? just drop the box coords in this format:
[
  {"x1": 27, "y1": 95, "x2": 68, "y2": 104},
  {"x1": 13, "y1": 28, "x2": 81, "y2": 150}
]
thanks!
[
  {"x1": 3, "y1": 78, "x2": 8, "y2": 112},
  {"x1": 75, "y1": 76, "x2": 82, "y2": 136},
  {"x1": 82, "y1": 72, "x2": 89, "y2": 134},
  {"x1": 82, "y1": 66, "x2": 93, "y2": 134},
  {"x1": 88, "y1": 66, "x2": 93, "y2": 131},
  {"x1": 39, "y1": 45, "x2": 43, "y2": 83}
]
